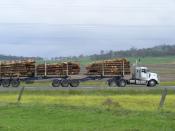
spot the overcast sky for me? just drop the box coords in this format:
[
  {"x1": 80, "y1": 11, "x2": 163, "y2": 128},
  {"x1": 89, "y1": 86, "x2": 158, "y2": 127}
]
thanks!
[{"x1": 0, "y1": 0, "x2": 175, "y2": 57}]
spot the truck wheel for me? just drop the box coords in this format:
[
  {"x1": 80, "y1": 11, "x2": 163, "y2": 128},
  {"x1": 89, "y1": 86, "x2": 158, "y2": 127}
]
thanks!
[
  {"x1": 118, "y1": 79, "x2": 126, "y2": 87},
  {"x1": 70, "y1": 80, "x2": 80, "y2": 87},
  {"x1": 52, "y1": 79, "x2": 60, "y2": 87},
  {"x1": 11, "y1": 79, "x2": 20, "y2": 87},
  {"x1": 147, "y1": 80, "x2": 156, "y2": 87},
  {"x1": 2, "y1": 79, "x2": 10, "y2": 87},
  {"x1": 108, "y1": 80, "x2": 116, "y2": 87},
  {"x1": 61, "y1": 79, "x2": 69, "y2": 87}
]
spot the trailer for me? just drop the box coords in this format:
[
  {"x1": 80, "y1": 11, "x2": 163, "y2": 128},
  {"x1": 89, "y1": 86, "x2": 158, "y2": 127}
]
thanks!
[
  {"x1": 0, "y1": 60, "x2": 80, "y2": 87},
  {"x1": 51, "y1": 59, "x2": 159, "y2": 87},
  {"x1": 0, "y1": 59, "x2": 159, "y2": 88}
]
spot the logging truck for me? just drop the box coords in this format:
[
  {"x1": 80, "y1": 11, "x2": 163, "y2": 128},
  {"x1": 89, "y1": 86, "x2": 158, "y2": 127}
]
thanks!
[{"x1": 0, "y1": 59, "x2": 159, "y2": 87}]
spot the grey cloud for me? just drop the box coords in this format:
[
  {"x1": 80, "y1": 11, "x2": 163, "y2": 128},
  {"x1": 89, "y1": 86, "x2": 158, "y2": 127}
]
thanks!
[
  {"x1": 0, "y1": 24, "x2": 174, "y2": 57},
  {"x1": 0, "y1": 0, "x2": 175, "y2": 25},
  {"x1": 0, "y1": 0, "x2": 175, "y2": 57}
]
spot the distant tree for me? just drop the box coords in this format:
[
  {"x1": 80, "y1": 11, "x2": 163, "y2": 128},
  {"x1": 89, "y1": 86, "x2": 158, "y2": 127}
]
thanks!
[
  {"x1": 100, "y1": 50, "x2": 105, "y2": 55},
  {"x1": 79, "y1": 54, "x2": 84, "y2": 59}
]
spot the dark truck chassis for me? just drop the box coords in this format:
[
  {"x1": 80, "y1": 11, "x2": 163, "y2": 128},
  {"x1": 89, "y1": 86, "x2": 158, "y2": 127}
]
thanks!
[{"x1": 0, "y1": 75, "x2": 128, "y2": 88}]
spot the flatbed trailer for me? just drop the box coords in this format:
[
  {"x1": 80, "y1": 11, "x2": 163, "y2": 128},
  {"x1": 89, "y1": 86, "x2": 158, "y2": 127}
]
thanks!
[{"x1": 0, "y1": 75, "x2": 121, "y2": 87}]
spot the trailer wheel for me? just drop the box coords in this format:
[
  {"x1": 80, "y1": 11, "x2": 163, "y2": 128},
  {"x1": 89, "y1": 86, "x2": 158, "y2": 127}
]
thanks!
[
  {"x1": 2, "y1": 79, "x2": 10, "y2": 87},
  {"x1": 70, "y1": 80, "x2": 80, "y2": 87},
  {"x1": 52, "y1": 79, "x2": 60, "y2": 87},
  {"x1": 118, "y1": 79, "x2": 126, "y2": 87},
  {"x1": 11, "y1": 79, "x2": 20, "y2": 87},
  {"x1": 61, "y1": 79, "x2": 69, "y2": 87},
  {"x1": 147, "y1": 80, "x2": 156, "y2": 87},
  {"x1": 108, "y1": 80, "x2": 117, "y2": 87}
]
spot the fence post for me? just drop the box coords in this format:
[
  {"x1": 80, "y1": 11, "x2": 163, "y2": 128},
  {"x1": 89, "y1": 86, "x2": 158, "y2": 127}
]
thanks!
[
  {"x1": 158, "y1": 88, "x2": 167, "y2": 109},
  {"x1": 17, "y1": 86, "x2": 25, "y2": 103}
]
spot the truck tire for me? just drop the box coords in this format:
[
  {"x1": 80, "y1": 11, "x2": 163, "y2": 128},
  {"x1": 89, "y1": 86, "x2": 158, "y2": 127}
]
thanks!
[
  {"x1": 11, "y1": 79, "x2": 20, "y2": 87},
  {"x1": 2, "y1": 79, "x2": 10, "y2": 87},
  {"x1": 70, "y1": 80, "x2": 80, "y2": 87},
  {"x1": 147, "y1": 80, "x2": 156, "y2": 87},
  {"x1": 61, "y1": 79, "x2": 69, "y2": 87},
  {"x1": 52, "y1": 79, "x2": 60, "y2": 87},
  {"x1": 118, "y1": 79, "x2": 126, "y2": 87}
]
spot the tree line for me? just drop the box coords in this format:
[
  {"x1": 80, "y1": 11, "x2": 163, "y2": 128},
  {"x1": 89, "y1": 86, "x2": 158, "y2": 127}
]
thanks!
[
  {"x1": 1, "y1": 44, "x2": 174, "y2": 61},
  {"x1": 89, "y1": 45, "x2": 175, "y2": 60},
  {"x1": 0, "y1": 54, "x2": 43, "y2": 61}
]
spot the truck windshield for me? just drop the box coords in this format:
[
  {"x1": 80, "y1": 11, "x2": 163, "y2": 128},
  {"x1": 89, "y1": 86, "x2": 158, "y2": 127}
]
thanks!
[{"x1": 142, "y1": 69, "x2": 150, "y2": 73}]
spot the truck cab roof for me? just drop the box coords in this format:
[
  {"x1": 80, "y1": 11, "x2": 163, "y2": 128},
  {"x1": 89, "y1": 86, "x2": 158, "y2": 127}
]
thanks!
[{"x1": 135, "y1": 67, "x2": 148, "y2": 70}]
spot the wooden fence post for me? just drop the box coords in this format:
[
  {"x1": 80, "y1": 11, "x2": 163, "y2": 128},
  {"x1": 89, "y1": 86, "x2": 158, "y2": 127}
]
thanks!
[
  {"x1": 17, "y1": 86, "x2": 25, "y2": 103},
  {"x1": 158, "y1": 88, "x2": 167, "y2": 109}
]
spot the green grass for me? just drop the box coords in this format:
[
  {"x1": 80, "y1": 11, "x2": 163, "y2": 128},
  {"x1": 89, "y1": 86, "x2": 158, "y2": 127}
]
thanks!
[
  {"x1": 128, "y1": 56, "x2": 175, "y2": 65},
  {"x1": 1, "y1": 94, "x2": 175, "y2": 112},
  {"x1": 160, "y1": 81, "x2": 175, "y2": 86},
  {"x1": 79, "y1": 57, "x2": 92, "y2": 66},
  {"x1": 0, "y1": 104, "x2": 175, "y2": 131},
  {"x1": 1, "y1": 87, "x2": 175, "y2": 96},
  {"x1": 0, "y1": 89, "x2": 175, "y2": 130}
]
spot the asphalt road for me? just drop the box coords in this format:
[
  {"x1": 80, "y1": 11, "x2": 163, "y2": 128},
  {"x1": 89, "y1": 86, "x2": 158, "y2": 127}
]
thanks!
[{"x1": 0, "y1": 86, "x2": 174, "y2": 91}]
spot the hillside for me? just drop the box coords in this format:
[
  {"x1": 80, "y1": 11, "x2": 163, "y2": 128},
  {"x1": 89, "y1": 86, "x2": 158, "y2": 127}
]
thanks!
[
  {"x1": 1, "y1": 44, "x2": 175, "y2": 63},
  {"x1": 89, "y1": 44, "x2": 175, "y2": 60}
]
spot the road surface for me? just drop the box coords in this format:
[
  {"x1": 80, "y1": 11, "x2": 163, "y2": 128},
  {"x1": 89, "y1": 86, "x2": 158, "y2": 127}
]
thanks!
[{"x1": 0, "y1": 86, "x2": 174, "y2": 91}]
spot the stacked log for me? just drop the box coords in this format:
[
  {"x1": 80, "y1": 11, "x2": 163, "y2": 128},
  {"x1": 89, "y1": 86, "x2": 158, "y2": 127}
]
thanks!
[
  {"x1": 86, "y1": 58, "x2": 130, "y2": 76},
  {"x1": 0, "y1": 60, "x2": 80, "y2": 77},
  {"x1": 37, "y1": 64, "x2": 61, "y2": 76},
  {"x1": 37, "y1": 62, "x2": 80, "y2": 76},
  {"x1": 0, "y1": 60, "x2": 35, "y2": 77},
  {"x1": 0, "y1": 58, "x2": 131, "y2": 77},
  {"x1": 61, "y1": 62, "x2": 80, "y2": 75}
]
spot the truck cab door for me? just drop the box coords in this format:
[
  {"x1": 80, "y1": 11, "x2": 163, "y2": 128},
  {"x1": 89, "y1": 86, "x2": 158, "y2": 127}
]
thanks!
[{"x1": 140, "y1": 69, "x2": 149, "y2": 80}]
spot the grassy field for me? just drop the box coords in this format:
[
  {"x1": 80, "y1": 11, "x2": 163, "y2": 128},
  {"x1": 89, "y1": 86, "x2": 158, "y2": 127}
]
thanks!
[
  {"x1": 128, "y1": 56, "x2": 175, "y2": 65},
  {"x1": 0, "y1": 88, "x2": 175, "y2": 131},
  {"x1": 0, "y1": 56, "x2": 174, "y2": 130}
]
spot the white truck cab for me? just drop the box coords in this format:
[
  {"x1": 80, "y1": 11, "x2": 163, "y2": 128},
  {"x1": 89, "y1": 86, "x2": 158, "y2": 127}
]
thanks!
[
  {"x1": 132, "y1": 66, "x2": 159, "y2": 87},
  {"x1": 108, "y1": 66, "x2": 159, "y2": 87}
]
